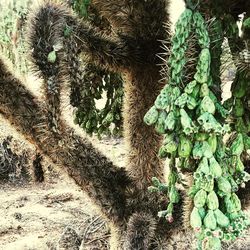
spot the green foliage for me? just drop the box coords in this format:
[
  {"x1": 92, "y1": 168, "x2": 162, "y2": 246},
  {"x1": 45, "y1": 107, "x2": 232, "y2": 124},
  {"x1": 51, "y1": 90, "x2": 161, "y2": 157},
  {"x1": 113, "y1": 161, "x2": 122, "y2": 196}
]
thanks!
[
  {"x1": 73, "y1": 0, "x2": 91, "y2": 18},
  {"x1": 0, "y1": 0, "x2": 29, "y2": 74},
  {"x1": 243, "y1": 17, "x2": 250, "y2": 29}
]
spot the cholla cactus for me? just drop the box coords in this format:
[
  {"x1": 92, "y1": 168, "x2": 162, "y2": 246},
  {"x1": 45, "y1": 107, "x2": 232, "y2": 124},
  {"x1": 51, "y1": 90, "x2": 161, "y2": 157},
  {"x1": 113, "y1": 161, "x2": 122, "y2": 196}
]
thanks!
[
  {"x1": 146, "y1": 1, "x2": 250, "y2": 249},
  {"x1": 2, "y1": 0, "x2": 250, "y2": 249}
]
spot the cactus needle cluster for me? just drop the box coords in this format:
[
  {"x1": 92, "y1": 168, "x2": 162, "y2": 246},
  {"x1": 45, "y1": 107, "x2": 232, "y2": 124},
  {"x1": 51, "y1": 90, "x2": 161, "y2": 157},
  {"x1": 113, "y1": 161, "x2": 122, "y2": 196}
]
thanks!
[{"x1": 146, "y1": 5, "x2": 250, "y2": 250}]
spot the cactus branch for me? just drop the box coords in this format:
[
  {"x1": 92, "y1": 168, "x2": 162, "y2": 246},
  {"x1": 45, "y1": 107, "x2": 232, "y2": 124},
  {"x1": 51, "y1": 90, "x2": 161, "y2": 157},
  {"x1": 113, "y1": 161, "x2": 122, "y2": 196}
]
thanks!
[
  {"x1": 0, "y1": 56, "x2": 133, "y2": 224},
  {"x1": 28, "y1": 1, "x2": 138, "y2": 73}
]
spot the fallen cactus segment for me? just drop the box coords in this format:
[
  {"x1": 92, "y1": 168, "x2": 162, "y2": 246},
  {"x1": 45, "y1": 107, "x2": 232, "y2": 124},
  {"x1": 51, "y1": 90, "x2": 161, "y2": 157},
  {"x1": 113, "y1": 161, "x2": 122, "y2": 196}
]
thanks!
[{"x1": 146, "y1": 4, "x2": 250, "y2": 250}]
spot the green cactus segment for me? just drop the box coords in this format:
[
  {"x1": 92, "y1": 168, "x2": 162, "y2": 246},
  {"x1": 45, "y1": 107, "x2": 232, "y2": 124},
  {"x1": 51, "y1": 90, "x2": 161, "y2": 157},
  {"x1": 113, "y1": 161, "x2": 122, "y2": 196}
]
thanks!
[
  {"x1": 207, "y1": 191, "x2": 219, "y2": 210},
  {"x1": 178, "y1": 135, "x2": 193, "y2": 158},
  {"x1": 191, "y1": 207, "x2": 202, "y2": 229},
  {"x1": 148, "y1": 157, "x2": 181, "y2": 223},
  {"x1": 243, "y1": 17, "x2": 250, "y2": 29},
  {"x1": 230, "y1": 133, "x2": 244, "y2": 156},
  {"x1": 70, "y1": 1, "x2": 124, "y2": 138},
  {"x1": 73, "y1": 0, "x2": 91, "y2": 18},
  {"x1": 203, "y1": 237, "x2": 221, "y2": 250},
  {"x1": 47, "y1": 50, "x2": 57, "y2": 64},
  {"x1": 194, "y1": 189, "x2": 207, "y2": 208},
  {"x1": 145, "y1": 5, "x2": 250, "y2": 250},
  {"x1": 204, "y1": 210, "x2": 217, "y2": 230},
  {"x1": 144, "y1": 106, "x2": 159, "y2": 125},
  {"x1": 214, "y1": 209, "x2": 230, "y2": 228}
]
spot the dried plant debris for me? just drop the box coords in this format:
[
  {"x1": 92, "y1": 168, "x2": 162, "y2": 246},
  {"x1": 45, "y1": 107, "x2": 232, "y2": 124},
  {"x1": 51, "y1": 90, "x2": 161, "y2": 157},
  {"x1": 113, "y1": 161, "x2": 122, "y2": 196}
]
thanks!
[
  {"x1": 56, "y1": 216, "x2": 110, "y2": 250},
  {"x1": 58, "y1": 226, "x2": 82, "y2": 250},
  {"x1": 79, "y1": 216, "x2": 110, "y2": 250},
  {"x1": 0, "y1": 136, "x2": 30, "y2": 182},
  {"x1": 43, "y1": 192, "x2": 73, "y2": 205}
]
